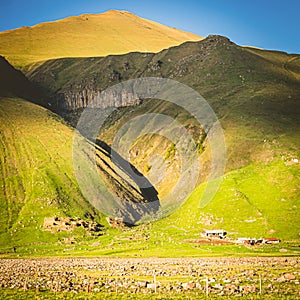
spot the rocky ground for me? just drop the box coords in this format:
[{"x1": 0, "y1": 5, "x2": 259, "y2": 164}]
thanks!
[{"x1": 0, "y1": 257, "x2": 299, "y2": 297}]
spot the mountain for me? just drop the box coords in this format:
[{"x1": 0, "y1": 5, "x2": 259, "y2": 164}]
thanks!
[
  {"x1": 26, "y1": 35, "x2": 300, "y2": 171},
  {"x1": 0, "y1": 22, "x2": 299, "y2": 255},
  {"x1": 0, "y1": 10, "x2": 201, "y2": 68},
  {"x1": 25, "y1": 35, "x2": 300, "y2": 240}
]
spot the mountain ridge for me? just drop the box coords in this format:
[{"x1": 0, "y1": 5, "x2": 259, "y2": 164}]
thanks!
[{"x1": 25, "y1": 35, "x2": 300, "y2": 116}]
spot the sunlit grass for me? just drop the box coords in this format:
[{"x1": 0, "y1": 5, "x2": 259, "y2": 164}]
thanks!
[{"x1": 0, "y1": 11, "x2": 201, "y2": 68}]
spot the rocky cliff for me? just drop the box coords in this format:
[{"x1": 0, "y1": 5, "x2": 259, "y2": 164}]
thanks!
[
  {"x1": 55, "y1": 87, "x2": 143, "y2": 111},
  {"x1": 26, "y1": 34, "x2": 300, "y2": 117}
]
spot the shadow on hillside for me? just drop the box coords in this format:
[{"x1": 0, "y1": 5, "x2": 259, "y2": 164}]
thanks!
[{"x1": 91, "y1": 139, "x2": 160, "y2": 224}]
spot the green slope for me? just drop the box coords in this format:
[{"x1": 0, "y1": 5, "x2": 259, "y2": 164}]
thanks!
[
  {"x1": 154, "y1": 160, "x2": 300, "y2": 240},
  {"x1": 0, "y1": 97, "x2": 106, "y2": 250},
  {"x1": 0, "y1": 99, "x2": 161, "y2": 252},
  {"x1": 26, "y1": 36, "x2": 300, "y2": 121},
  {"x1": 28, "y1": 35, "x2": 300, "y2": 173},
  {"x1": 0, "y1": 97, "x2": 299, "y2": 256},
  {"x1": 96, "y1": 95, "x2": 300, "y2": 240},
  {"x1": 0, "y1": 10, "x2": 201, "y2": 68},
  {"x1": 0, "y1": 55, "x2": 162, "y2": 253}
]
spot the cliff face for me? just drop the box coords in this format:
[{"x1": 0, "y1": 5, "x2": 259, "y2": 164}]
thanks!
[{"x1": 56, "y1": 87, "x2": 142, "y2": 111}]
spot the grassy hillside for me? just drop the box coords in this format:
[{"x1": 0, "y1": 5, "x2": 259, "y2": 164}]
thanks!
[
  {"x1": 0, "y1": 96, "x2": 163, "y2": 252},
  {"x1": 0, "y1": 97, "x2": 106, "y2": 251},
  {"x1": 96, "y1": 99, "x2": 300, "y2": 240},
  {"x1": 0, "y1": 98, "x2": 299, "y2": 257},
  {"x1": 24, "y1": 35, "x2": 300, "y2": 242},
  {"x1": 154, "y1": 158, "x2": 300, "y2": 240},
  {"x1": 0, "y1": 10, "x2": 201, "y2": 68},
  {"x1": 26, "y1": 36, "x2": 300, "y2": 115}
]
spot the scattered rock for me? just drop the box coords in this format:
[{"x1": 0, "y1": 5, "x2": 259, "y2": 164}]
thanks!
[
  {"x1": 284, "y1": 273, "x2": 296, "y2": 280},
  {"x1": 0, "y1": 257, "x2": 298, "y2": 296},
  {"x1": 182, "y1": 282, "x2": 196, "y2": 290},
  {"x1": 91, "y1": 242, "x2": 101, "y2": 247},
  {"x1": 279, "y1": 248, "x2": 288, "y2": 253},
  {"x1": 106, "y1": 217, "x2": 127, "y2": 229},
  {"x1": 239, "y1": 284, "x2": 256, "y2": 294},
  {"x1": 225, "y1": 283, "x2": 237, "y2": 292},
  {"x1": 43, "y1": 217, "x2": 103, "y2": 235},
  {"x1": 212, "y1": 283, "x2": 223, "y2": 290},
  {"x1": 277, "y1": 276, "x2": 286, "y2": 283},
  {"x1": 146, "y1": 283, "x2": 155, "y2": 289}
]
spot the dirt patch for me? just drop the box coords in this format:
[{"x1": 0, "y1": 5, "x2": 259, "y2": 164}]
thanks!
[{"x1": 188, "y1": 238, "x2": 233, "y2": 245}]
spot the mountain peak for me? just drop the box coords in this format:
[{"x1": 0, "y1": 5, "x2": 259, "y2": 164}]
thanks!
[
  {"x1": 76, "y1": 10, "x2": 131, "y2": 18},
  {"x1": 204, "y1": 35, "x2": 234, "y2": 45},
  {"x1": 103, "y1": 9, "x2": 131, "y2": 15},
  {"x1": 0, "y1": 11, "x2": 202, "y2": 68}
]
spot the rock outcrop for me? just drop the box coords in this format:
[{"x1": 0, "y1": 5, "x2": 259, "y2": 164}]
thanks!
[{"x1": 56, "y1": 88, "x2": 143, "y2": 111}]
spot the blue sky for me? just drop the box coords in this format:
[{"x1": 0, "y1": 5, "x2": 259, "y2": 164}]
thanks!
[{"x1": 0, "y1": 0, "x2": 299, "y2": 53}]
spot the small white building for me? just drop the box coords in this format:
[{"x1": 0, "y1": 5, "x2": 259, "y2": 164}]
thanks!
[{"x1": 201, "y1": 229, "x2": 227, "y2": 239}]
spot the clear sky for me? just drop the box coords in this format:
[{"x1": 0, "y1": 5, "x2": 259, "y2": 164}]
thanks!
[{"x1": 0, "y1": 0, "x2": 299, "y2": 53}]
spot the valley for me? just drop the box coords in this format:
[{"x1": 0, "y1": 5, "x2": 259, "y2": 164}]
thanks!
[{"x1": 0, "y1": 5, "x2": 299, "y2": 298}]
